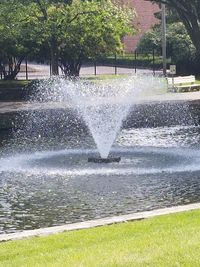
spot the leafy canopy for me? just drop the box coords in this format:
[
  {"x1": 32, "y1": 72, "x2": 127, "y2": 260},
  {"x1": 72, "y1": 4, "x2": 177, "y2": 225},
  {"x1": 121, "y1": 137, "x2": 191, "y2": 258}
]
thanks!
[
  {"x1": 0, "y1": 0, "x2": 135, "y2": 77},
  {"x1": 146, "y1": 0, "x2": 200, "y2": 57}
]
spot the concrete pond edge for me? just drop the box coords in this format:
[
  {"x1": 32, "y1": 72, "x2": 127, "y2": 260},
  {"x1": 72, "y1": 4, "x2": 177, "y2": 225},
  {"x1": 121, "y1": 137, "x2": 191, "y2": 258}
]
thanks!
[{"x1": 1, "y1": 202, "x2": 200, "y2": 242}]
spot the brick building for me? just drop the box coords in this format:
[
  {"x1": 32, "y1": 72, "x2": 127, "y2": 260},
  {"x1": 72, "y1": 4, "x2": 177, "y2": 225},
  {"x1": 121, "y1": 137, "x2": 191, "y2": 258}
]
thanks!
[{"x1": 123, "y1": 0, "x2": 160, "y2": 52}]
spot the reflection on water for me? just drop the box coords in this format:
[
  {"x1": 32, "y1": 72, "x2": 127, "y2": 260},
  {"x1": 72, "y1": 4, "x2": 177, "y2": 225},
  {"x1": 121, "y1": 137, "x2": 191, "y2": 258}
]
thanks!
[
  {"x1": 1, "y1": 125, "x2": 200, "y2": 233},
  {"x1": 118, "y1": 125, "x2": 200, "y2": 148}
]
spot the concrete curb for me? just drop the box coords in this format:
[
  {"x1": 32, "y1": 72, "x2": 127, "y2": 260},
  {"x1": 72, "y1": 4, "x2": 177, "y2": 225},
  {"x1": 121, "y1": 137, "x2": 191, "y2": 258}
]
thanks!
[{"x1": 1, "y1": 202, "x2": 200, "y2": 242}]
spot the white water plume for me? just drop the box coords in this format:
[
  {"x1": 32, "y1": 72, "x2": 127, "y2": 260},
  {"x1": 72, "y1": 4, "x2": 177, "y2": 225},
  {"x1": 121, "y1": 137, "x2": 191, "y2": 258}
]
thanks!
[
  {"x1": 26, "y1": 75, "x2": 165, "y2": 158},
  {"x1": 64, "y1": 76, "x2": 165, "y2": 158}
]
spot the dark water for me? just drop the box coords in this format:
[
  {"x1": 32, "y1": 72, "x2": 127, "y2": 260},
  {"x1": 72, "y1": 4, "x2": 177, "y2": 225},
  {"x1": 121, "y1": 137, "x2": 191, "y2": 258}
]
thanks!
[{"x1": 1, "y1": 122, "x2": 200, "y2": 234}]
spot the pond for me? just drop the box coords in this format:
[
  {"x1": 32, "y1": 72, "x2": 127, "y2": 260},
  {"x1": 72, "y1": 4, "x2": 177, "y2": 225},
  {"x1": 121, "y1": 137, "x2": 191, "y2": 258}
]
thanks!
[{"x1": 1, "y1": 122, "x2": 200, "y2": 234}]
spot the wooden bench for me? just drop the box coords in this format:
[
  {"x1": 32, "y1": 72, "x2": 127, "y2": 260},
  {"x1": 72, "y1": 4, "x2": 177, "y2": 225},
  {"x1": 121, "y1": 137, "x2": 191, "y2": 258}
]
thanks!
[{"x1": 167, "y1": 75, "x2": 200, "y2": 92}]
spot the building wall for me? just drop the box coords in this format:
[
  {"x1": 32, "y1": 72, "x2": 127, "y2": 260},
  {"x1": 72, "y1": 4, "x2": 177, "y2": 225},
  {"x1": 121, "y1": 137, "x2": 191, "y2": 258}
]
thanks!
[{"x1": 123, "y1": 0, "x2": 160, "y2": 52}]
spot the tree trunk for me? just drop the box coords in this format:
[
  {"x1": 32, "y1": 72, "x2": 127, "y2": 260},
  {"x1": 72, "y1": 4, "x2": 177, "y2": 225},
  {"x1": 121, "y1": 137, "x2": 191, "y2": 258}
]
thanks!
[
  {"x1": 0, "y1": 62, "x2": 3, "y2": 79},
  {"x1": 60, "y1": 59, "x2": 81, "y2": 77},
  {"x1": 4, "y1": 57, "x2": 23, "y2": 80},
  {"x1": 49, "y1": 38, "x2": 59, "y2": 76}
]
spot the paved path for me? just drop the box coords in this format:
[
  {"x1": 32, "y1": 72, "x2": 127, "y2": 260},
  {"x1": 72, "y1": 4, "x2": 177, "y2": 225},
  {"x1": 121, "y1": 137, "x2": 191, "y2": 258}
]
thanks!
[
  {"x1": 17, "y1": 63, "x2": 160, "y2": 79},
  {"x1": 0, "y1": 202, "x2": 200, "y2": 242}
]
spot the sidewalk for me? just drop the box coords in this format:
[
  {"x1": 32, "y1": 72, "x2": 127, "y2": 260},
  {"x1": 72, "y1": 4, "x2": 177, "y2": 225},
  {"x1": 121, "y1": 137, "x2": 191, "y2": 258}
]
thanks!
[{"x1": 17, "y1": 63, "x2": 161, "y2": 79}]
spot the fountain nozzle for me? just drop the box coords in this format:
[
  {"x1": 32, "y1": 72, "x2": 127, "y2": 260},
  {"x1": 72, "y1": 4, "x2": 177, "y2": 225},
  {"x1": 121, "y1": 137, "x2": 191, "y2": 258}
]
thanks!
[{"x1": 88, "y1": 157, "x2": 121, "y2": 163}]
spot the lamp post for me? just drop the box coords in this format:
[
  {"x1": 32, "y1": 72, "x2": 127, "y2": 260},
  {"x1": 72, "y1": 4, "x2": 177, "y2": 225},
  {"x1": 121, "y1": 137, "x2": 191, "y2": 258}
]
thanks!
[{"x1": 161, "y1": 3, "x2": 167, "y2": 76}]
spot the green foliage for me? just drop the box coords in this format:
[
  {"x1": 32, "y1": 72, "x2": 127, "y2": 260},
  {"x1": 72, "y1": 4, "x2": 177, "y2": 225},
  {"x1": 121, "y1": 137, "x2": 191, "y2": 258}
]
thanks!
[
  {"x1": 32, "y1": 0, "x2": 135, "y2": 75},
  {"x1": 0, "y1": 0, "x2": 135, "y2": 78},
  {"x1": 137, "y1": 2, "x2": 198, "y2": 74},
  {"x1": 57, "y1": 0, "x2": 135, "y2": 75},
  {"x1": 138, "y1": 22, "x2": 195, "y2": 64},
  {"x1": 147, "y1": 1, "x2": 200, "y2": 57},
  {"x1": 0, "y1": 1, "x2": 44, "y2": 79},
  {"x1": 137, "y1": 26, "x2": 161, "y2": 53},
  {"x1": 145, "y1": 0, "x2": 200, "y2": 74},
  {"x1": 167, "y1": 22, "x2": 195, "y2": 63}
]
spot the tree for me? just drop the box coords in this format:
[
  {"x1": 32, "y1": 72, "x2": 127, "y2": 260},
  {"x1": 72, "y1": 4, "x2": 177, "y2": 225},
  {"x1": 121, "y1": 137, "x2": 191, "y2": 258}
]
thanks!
[
  {"x1": 146, "y1": 1, "x2": 200, "y2": 60},
  {"x1": 137, "y1": 6, "x2": 196, "y2": 74},
  {"x1": 0, "y1": 0, "x2": 135, "y2": 78},
  {"x1": 138, "y1": 22, "x2": 195, "y2": 65},
  {"x1": 58, "y1": 0, "x2": 135, "y2": 76},
  {"x1": 16, "y1": 0, "x2": 134, "y2": 76},
  {"x1": 0, "y1": 2, "x2": 25, "y2": 79},
  {"x1": 31, "y1": 0, "x2": 135, "y2": 76},
  {"x1": 167, "y1": 22, "x2": 195, "y2": 64},
  {"x1": 0, "y1": 1, "x2": 44, "y2": 79}
]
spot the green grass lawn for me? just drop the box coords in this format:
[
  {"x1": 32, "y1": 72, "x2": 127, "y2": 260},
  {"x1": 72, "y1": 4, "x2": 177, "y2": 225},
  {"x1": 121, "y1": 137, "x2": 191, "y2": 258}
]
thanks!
[
  {"x1": 0, "y1": 210, "x2": 200, "y2": 267},
  {"x1": 0, "y1": 76, "x2": 198, "y2": 87},
  {"x1": 196, "y1": 79, "x2": 200, "y2": 84},
  {"x1": 81, "y1": 74, "x2": 129, "y2": 80},
  {"x1": 0, "y1": 80, "x2": 30, "y2": 89},
  {"x1": 0, "y1": 75, "x2": 127, "y2": 89}
]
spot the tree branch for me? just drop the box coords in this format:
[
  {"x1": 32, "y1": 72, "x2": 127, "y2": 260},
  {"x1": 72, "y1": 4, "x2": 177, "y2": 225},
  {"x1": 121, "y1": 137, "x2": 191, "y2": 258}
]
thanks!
[
  {"x1": 34, "y1": 0, "x2": 48, "y2": 20},
  {"x1": 68, "y1": 11, "x2": 98, "y2": 24}
]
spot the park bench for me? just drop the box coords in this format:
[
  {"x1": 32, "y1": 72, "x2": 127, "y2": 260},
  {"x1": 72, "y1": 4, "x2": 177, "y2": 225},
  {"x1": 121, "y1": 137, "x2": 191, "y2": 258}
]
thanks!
[{"x1": 167, "y1": 75, "x2": 200, "y2": 92}]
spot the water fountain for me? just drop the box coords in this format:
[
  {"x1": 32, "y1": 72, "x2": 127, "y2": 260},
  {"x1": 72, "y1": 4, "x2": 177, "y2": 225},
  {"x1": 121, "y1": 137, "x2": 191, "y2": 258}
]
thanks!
[
  {"x1": 25, "y1": 76, "x2": 164, "y2": 162},
  {"x1": 69, "y1": 79, "x2": 134, "y2": 163},
  {"x1": 0, "y1": 74, "x2": 199, "y2": 234}
]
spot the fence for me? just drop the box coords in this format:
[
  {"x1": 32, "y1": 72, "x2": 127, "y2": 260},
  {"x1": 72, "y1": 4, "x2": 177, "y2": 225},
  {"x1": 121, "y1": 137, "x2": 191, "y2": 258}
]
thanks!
[{"x1": 9, "y1": 51, "x2": 164, "y2": 80}]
